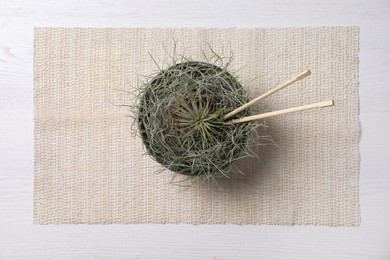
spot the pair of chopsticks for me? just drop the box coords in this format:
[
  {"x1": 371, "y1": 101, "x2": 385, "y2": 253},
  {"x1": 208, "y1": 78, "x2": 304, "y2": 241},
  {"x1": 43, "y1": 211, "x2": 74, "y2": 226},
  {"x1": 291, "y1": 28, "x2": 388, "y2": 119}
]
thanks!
[{"x1": 223, "y1": 70, "x2": 334, "y2": 124}]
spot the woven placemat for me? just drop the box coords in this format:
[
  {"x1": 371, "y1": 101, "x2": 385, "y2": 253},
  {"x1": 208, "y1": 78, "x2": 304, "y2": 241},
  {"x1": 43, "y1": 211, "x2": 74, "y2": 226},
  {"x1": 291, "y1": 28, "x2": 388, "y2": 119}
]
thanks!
[{"x1": 33, "y1": 27, "x2": 360, "y2": 225}]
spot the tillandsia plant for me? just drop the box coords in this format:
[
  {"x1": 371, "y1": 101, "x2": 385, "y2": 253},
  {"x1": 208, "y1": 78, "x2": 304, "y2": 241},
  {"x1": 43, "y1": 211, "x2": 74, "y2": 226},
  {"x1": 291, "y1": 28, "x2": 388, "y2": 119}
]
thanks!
[{"x1": 134, "y1": 45, "x2": 271, "y2": 183}]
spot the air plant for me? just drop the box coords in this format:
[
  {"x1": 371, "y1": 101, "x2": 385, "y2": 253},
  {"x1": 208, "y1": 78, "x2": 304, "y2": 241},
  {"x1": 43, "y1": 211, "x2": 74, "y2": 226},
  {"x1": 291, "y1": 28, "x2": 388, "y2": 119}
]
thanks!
[{"x1": 136, "y1": 55, "x2": 261, "y2": 183}]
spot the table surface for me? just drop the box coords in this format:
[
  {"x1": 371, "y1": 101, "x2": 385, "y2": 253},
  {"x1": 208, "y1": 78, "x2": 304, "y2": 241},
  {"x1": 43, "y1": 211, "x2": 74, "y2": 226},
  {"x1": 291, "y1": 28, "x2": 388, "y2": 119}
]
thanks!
[{"x1": 1, "y1": 0, "x2": 389, "y2": 259}]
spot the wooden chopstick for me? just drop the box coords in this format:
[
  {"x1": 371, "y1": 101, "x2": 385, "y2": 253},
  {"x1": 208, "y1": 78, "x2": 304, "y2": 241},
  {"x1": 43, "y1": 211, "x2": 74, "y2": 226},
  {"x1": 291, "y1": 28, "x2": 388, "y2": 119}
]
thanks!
[{"x1": 226, "y1": 100, "x2": 334, "y2": 124}]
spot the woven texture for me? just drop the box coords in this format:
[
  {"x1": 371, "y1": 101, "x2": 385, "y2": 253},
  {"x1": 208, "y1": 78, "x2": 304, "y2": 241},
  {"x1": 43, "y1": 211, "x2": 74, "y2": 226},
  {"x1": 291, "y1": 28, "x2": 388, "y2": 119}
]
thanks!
[{"x1": 34, "y1": 27, "x2": 360, "y2": 225}]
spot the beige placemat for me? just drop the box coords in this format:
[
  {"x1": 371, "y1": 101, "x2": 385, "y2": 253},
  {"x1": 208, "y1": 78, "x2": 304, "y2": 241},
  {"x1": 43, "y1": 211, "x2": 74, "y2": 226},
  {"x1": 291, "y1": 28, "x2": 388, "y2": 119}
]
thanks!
[{"x1": 33, "y1": 27, "x2": 360, "y2": 225}]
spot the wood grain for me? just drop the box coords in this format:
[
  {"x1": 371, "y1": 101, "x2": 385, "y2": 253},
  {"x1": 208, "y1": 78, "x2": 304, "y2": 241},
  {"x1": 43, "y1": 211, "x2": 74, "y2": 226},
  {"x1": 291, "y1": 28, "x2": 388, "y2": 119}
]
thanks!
[{"x1": 0, "y1": 0, "x2": 390, "y2": 259}]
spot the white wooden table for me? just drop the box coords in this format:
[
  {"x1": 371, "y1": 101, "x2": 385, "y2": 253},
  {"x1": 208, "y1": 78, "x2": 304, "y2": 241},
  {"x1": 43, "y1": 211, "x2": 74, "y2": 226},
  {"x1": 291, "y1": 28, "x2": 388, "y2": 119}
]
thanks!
[{"x1": 1, "y1": 1, "x2": 389, "y2": 259}]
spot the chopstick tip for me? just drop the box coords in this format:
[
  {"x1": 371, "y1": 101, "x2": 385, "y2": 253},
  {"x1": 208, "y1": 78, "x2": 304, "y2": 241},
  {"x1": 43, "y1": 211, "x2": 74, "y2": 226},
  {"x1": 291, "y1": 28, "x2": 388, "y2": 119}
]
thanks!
[{"x1": 296, "y1": 69, "x2": 311, "y2": 80}]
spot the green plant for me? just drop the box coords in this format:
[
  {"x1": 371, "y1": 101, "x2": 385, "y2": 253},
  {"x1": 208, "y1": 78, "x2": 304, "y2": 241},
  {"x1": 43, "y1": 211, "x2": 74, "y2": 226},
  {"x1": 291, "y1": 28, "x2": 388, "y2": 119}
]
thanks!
[{"x1": 133, "y1": 46, "x2": 272, "y2": 183}]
